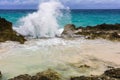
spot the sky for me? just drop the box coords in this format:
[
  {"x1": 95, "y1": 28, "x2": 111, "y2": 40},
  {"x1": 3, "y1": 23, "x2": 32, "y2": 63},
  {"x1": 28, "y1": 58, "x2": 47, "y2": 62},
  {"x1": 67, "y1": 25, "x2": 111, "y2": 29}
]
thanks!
[{"x1": 0, "y1": 0, "x2": 120, "y2": 9}]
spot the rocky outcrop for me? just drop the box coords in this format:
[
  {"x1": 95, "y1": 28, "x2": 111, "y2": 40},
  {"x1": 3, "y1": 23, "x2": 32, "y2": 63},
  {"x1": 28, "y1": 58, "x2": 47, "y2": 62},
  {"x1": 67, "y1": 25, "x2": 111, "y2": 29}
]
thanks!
[
  {"x1": 8, "y1": 74, "x2": 31, "y2": 80},
  {"x1": 104, "y1": 68, "x2": 120, "y2": 79},
  {"x1": 31, "y1": 69, "x2": 61, "y2": 80},
  {"x1": 61, "y1": 24, "x2": 76, "y2": 38},
  {"x1": 0, "y1": 71, "x2": 2, "y2": 79},
  {"x1": 0, "y1": 17, "x2": 26, "y2": 44},
  {"x1": 8, "y1": 68, "x2": 120, "y2": 80},
  {"x1": 62, "y1": 24, "x2": 120, "y2": 41},
  {"x1": 9, "y1": 69, "x2": 61, "y2": 80},
  {"x1": 85, "y1": 23, "x2": 120, "y2": 30},
  {"x1": 71, "y1": 68, "x2": 120, "y2": 80},
  {"x1": 71, "y1": 76, "x2": 116, "y2": 80}
]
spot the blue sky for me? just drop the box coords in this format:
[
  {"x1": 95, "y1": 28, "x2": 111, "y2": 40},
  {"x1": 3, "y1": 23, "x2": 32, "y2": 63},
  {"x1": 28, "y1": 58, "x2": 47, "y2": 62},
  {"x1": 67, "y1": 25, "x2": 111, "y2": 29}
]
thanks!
[{"x1": 0, "y1": 0, "x2": 120, "y2": 9}]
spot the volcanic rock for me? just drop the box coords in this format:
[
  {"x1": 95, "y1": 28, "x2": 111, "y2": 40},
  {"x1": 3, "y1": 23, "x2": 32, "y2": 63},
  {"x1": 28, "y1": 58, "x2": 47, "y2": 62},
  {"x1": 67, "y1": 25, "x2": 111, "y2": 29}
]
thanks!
[
  {"x1": 61, "y1": 24, "x2": 76, "y2": 38},
  {"x1": 104, "y1": 68, "x2": 120, "y2": 79},
  {"x1": 0, "y1": 17, "x2": 26, "y2": 44},
  {"x1": 71, "y1": 76, "x2": 116, "y2": 80},
  {"x1": 62, "y1": 23, "x2": 120, "y2": 41},
  {"x1": 71, "y1": 68, "x2": 120, "y2": 80},
  {"x1": 8, "y1": 74, "x2": 31, "y2": 80},
  {"x1": 8, "y1": 69, "x2": 61, "y2": 80},
  {"x1": 31, "y1": 69, "x2": 61, "y2": 80}
]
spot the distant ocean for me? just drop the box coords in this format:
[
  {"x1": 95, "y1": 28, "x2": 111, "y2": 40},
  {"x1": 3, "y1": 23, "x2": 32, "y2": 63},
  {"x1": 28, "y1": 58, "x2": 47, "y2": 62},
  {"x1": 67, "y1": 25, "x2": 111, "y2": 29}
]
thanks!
[{"x1": 0, "y1": 9, "x2": 120, "y2": 27}]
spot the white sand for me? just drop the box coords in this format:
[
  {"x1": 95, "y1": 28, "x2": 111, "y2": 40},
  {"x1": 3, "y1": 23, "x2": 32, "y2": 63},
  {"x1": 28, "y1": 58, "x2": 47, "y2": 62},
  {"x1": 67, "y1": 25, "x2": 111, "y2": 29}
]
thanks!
[{"x1": 81, "y1": 40, "x2": 120, "y2": 65}]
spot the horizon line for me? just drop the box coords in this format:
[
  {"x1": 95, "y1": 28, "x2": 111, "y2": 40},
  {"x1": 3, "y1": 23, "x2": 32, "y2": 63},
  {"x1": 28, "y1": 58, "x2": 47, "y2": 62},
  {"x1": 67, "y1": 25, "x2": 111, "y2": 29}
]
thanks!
[{"x1": 0, "y1": 8, "x2": 120, "y2": 10}]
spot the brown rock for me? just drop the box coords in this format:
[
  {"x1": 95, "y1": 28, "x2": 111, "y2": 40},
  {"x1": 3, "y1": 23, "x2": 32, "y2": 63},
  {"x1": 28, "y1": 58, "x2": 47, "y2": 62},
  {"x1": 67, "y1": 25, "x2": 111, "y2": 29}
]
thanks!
[
  {"x1": 62, "y1": 23, "x2": 120, "y2": 41},
  {"x1": 8, "y1": 74, "x2": 32, "y2": 80},
  {"x1": 71, "y1": 68, "x2": 120, "y2": 80},
  {"x1": 32, "y1": 69, "x2": 61, "y2": 80},
  {"x1": 8, "y1": 69, "x2": 61, "y2": 80},
  {"x1": 0, "y1": 17, "x2": 26, "y2": 44},
  {"x1": 104, "y1": 68, "x2": 120, "y2": 79},
  {"x1": 61, "y1": 24, "x2": 76, "y2": 38},
  {"x1": 71, "y1": 76, "x2": 115, "y2": 80},
  {"x1": 0, "y1": 17, "x2": 12, "y2": 31}
]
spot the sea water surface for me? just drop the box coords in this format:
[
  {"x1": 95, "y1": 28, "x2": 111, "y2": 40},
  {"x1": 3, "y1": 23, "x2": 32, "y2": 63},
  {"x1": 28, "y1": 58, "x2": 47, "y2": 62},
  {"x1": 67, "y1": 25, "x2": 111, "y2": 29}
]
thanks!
[{"x1": 0, "y1": 9, "x2": 120, "y2": 27}]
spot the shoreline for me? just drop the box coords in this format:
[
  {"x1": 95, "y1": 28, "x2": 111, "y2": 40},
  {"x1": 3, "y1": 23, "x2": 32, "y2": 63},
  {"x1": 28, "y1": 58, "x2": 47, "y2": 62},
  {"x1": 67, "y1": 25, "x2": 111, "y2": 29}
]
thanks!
[{"x1": 0, "y1": 38, "x2": 120, "y2": 80}]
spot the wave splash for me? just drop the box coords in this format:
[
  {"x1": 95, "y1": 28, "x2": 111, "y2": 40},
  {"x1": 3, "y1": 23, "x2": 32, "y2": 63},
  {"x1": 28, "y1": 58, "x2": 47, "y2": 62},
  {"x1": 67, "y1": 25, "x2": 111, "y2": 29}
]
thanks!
[{"x1": 17, "y1": 0, "x2": 67, "y2": 38}]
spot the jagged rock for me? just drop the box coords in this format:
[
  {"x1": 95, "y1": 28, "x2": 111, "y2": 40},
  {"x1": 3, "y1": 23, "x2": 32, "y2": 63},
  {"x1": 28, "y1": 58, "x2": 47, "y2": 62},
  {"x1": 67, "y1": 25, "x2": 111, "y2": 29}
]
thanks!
[
  {"x1": 62, "y1": 23, "x2": 120, "y2": 41},
  {"x1": 71, "y1": 76, "x2": 116, "y2": 80},
  {"x1": 91, "y1": 23, "x2": 120, "y2": 30},
  {"x1": 7, "y1": 68, "x2": 120, "y2": 80},
  {"x1": 108, "y1": 32, "x2": 120, "y2": 41},
  {"x1": 8, "y1": 74, "x2": 31, "y2": 80},
  {"x1": 71, "y1": 68, "x2": 120, "y2": 80},
  {"x1": 0, "y1": 17, "x2": 26, "y2": 44},
  {"x1": 104, "y1": 68, "x2": 120, "y2": 79},
  {"x1": 31, "y1": 69, "x2": 61, "y2": 80},
  {"x1": 61, "y1": 24, "x2": 76, "y2": 38},
  {"x1": 8, "y1": 69, "x2": 61, "y2": 80},
  {"x1": 0, "y1": 18, "x2": 12, "y2": 31}
]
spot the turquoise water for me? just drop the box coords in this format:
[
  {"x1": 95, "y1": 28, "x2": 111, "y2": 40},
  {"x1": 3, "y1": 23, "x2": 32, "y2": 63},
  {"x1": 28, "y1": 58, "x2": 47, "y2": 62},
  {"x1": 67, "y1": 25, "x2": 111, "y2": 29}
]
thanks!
[{"x1": 0, "y1": 9, "x2": 120, "y2": 27}]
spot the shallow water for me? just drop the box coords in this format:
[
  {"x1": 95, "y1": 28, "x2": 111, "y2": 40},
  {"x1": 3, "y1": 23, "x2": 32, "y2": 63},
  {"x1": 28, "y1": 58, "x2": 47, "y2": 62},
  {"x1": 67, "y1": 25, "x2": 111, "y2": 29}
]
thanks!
[{"x1": 0, "y1": 38, "x2": 120, "y2": 80}]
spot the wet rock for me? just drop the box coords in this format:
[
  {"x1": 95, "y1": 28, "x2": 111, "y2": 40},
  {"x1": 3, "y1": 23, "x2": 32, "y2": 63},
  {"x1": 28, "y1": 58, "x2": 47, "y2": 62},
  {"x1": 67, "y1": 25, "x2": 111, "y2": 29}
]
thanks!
[
  {"x1": 8, "y1": 68, "x2": 120, "y2": 80},
  {"x1": 32, "y1": 69, "x2": 61, "y2": 80},
  {"x1": 0, "y1": 17, "x2": 26, "y2": 44},
  {"x1": 71, "y1": 68, "x2": 120, "y2": 80},
  {"x1": 61, "y1": 24, "x2": 76, "y2": 38},
  {"x1": 0, "y1": 17, "x2": 12, "y2": 31},
  {"x1": 108, "y1": 32, "x2": 120, "y2": 41},
  {"x1": 8, "y1": 69, "x2": 61, "y2": 80},
  {"x1": 71, "y1": 76, "x2": 116, "y2": 80},
  {"x1": 8, "y1": 74, "x2": 32, "y2": 80},
  {"x1": 62, "y1": 23, "x2": 120, "y2": 41},
  {"x1": 0, "y1": 71, "x2": 2, "y2": 79},
  {"x1": 92, "y1": 23, "x2": 120, "y2": 30},
  {"x1": 104, "y1": 68, "x2": 120, "y2": 79}
]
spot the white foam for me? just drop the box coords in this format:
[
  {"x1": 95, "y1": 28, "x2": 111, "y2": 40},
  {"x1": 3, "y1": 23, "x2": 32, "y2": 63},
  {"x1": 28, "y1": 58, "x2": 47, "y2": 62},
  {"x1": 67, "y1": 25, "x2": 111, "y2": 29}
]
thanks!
[{"x1": 16, "y1": 0, "x2": 67, "y2": 38}]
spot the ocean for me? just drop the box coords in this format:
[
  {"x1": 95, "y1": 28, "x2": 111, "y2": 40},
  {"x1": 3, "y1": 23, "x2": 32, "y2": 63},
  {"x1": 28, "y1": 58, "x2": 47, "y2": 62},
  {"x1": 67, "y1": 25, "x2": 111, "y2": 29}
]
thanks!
[{"x1": 0, "y1": 9, "x2": 120, "y2": 27}]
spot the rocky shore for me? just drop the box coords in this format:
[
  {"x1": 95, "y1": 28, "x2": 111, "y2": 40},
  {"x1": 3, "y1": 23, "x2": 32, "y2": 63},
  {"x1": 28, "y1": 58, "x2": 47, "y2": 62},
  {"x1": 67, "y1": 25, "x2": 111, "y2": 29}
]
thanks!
[
  {"x1": 1, "y1": 17, "x2": 120, "y2": 43},
  {"x1": 62, "y1": 24, "x2": 120, "y2": 41},
  {"x1": 71, "y1": 68, "x2": 120, "y2": 80},
  {"x1": 8, "y1": 69, "x2": 61, "y2": 80},
  {"x1": 0, "y1": 17, "x2": 26, "y2": 44},
  {"x1": 0, "y1": 68, "x2": 119, "y2": 80}
]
